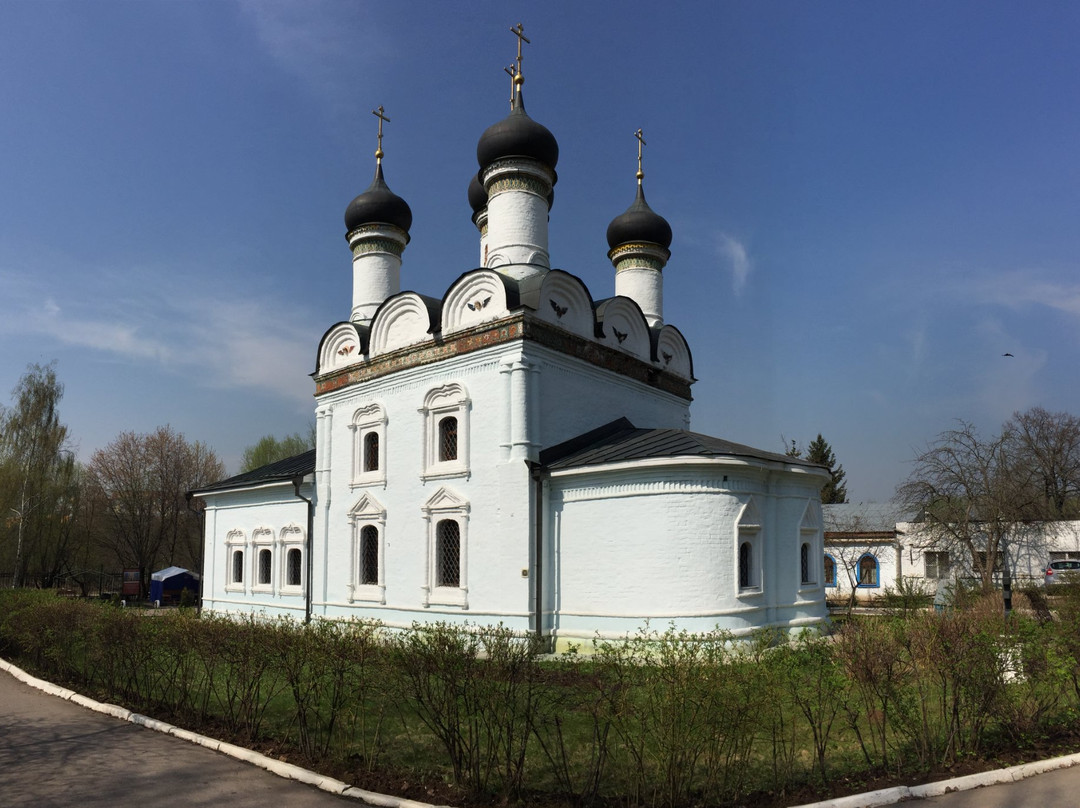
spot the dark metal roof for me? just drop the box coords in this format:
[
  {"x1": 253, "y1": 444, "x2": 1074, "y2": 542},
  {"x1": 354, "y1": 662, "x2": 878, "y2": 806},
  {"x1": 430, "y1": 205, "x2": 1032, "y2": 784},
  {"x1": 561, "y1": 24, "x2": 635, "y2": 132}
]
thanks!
[
  {"x1": 344, "y1": 163, "x2": 413, "y2": 235},
  {"x1": 476, "y1": 92, "x2": 559, "y2": 172},
  {"x1": 606, "y1": 183, "x2": 672, "y2": 250},
  {"x1": 540, "y1": 418, "x2": 824, "y2": 471},
  {"x1": 190, "y1": 449, "x2": 315, "y2": 496}
]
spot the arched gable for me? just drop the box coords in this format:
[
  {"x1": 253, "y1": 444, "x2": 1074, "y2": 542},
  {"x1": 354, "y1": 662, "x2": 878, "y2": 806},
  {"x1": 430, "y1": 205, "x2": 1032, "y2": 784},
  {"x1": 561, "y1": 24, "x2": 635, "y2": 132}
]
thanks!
[
  {"x1": 279, "y1": 523, "x2": 304, "y2": 543},
  {"x1": 423, "y1": 381, "x2": 469, "y2": 411},
  {"x1": 442, "y1": 269, "x2": 512, "y2": 335},
  {"x1": 536, "y1": 269, "x2": 595, "y2": 339},
  {"x1": 799, "y1": 499, "x2": 821, "y2": 532},
  {"x1": 654, "y1": 324, "x2": 694, "y2": 380},
  {"x1": 369, "y1": 292, "x2": 438, "y2": 357},
  {"x1": 352, "y1": 401, "x2": 386, "y2": 427},
  {"x1": 595, "y1": 296, "x2": 651, "y2": 361},
  {"x1": 737, "y1": 497, "x2": 763, "y2": 529},
  {"x1": 316, "y1": 322, "x2": 365, "y2": 375}
]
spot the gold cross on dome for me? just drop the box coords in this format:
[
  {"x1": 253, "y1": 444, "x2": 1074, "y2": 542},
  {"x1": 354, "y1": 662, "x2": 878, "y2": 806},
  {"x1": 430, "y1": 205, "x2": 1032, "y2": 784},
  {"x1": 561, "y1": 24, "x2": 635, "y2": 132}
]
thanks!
[
  {"x1": 372, "y1": 105, "x2": 390, "y2": 163},
  {"x1": 510, "y1": 23, "x2": 529, "y2": 97},
  {"x1": 635, "y1": 128, "x2": 647, "y2": 183}
]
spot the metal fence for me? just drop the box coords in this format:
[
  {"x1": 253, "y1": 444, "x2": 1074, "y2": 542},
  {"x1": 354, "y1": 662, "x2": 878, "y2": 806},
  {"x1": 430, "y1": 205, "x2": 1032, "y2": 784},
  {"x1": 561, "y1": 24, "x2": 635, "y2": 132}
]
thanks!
[{"x1": 0, "y1": 570, "x2": 122, "y2": 598}]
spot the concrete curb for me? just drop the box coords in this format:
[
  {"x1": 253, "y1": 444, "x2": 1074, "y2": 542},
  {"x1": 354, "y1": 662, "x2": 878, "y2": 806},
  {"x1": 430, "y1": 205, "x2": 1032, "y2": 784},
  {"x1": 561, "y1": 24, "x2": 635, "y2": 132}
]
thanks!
[
  {"x1": 0, "y1": 658, "x2": 450, "y2": 808},
  {"x1": 789, "y1": 750, "x2": 1080, "y2": 807}
]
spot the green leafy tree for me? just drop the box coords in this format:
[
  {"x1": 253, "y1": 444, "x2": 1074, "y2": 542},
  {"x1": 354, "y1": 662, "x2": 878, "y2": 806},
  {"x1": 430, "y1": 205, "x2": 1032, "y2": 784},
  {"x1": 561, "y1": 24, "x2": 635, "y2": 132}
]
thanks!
[
  {"x1": 0, "y1": 363, "x2": 77, "y2": 587},
  {"x1": 240, "y1": 432, "x2": 313, "y2": 473},
  {"x1": 785, "y1": 434, "x2": 847, "y2": 503},
  {"x1": 806, "y1": 435, "x2": 848, "y2": 504}
]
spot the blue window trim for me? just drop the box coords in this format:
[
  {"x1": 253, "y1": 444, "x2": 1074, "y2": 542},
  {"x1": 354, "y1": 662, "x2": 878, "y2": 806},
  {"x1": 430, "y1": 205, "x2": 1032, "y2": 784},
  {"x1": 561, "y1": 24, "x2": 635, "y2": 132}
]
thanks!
[
  {"x1": 823, "y1": 553, "x2": 837, "y2": 588},
  {"x1": 856, "y1": 553, "x2": 880, "y2": 588}
]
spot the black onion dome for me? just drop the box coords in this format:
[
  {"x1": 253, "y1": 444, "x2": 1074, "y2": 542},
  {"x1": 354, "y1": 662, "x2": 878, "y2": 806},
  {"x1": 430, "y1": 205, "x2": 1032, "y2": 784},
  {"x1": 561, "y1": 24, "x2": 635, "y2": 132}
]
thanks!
[
  {"x1": 606, "y1": 184, "x2": 672, "y2": 250},
  {"x1": 476, "y1": 93, "x2": 559, "y2": 172},
  {"x1": 467, "y1": 172, "x2": 488, "y2": 213},
  {"x1": 344, "y1": 163, "x2": 413, "y2": 234}
]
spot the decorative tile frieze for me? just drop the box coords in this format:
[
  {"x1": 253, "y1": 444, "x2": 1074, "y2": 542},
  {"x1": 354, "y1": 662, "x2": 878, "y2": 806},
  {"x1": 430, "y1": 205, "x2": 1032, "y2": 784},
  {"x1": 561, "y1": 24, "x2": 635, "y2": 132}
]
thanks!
[
  {"x1": 315, "y1": 313, "x2": 693, "y2": 401},
  {"x1": 351, "y1": 237, "x2": 406, "y2": 258}
]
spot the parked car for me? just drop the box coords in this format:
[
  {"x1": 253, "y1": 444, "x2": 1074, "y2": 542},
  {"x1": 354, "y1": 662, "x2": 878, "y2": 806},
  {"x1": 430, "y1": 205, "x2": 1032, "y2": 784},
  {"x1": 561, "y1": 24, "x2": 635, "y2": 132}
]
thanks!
[{"x1": 1043, "y1": 559, "x2": 1080, "y2": 588}]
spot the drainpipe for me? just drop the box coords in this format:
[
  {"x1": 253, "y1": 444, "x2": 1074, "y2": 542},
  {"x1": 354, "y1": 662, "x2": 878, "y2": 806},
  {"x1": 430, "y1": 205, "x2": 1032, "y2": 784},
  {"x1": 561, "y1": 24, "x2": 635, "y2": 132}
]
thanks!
[
  {"x1": 528, "y1": 461, "x2": 545, "y2": 646},
  {"x1": 184, "y1": 491, "x2": 204, "y2": 616},
  {"x1": 291, "y1": 474, "x2": 314, "y2": 625}
]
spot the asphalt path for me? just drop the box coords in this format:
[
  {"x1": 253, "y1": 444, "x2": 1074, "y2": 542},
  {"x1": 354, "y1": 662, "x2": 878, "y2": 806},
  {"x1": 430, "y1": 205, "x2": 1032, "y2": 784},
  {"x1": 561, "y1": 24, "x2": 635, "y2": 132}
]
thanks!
[
  {"x1": 0, "y1": 667, "x2": 365, "y2": 808},
  {"x1": 5, "y1": 661, "x2": 1080, "y2": 808}
]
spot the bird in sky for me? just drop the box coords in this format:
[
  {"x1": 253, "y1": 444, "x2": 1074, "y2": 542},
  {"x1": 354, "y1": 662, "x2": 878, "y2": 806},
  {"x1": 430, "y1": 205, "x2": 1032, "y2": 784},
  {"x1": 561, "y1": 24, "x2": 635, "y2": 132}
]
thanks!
[{"x1": 1003, "y1": 353, "x2": 1014, "y2": 357}]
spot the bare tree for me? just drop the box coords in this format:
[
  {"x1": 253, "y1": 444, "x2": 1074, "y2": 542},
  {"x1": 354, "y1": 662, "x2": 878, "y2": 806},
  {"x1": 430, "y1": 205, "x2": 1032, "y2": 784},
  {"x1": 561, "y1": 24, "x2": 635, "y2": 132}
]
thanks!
[
  {"x1": 895, "y1": 420, "x2": 1050, "y2": 593},
  {"x1": 1007, "y1": 407, "x2": 1080, "y2": 519},
  {"x1": 88, "y1": 426, "x2": 224, "y2": 597}
]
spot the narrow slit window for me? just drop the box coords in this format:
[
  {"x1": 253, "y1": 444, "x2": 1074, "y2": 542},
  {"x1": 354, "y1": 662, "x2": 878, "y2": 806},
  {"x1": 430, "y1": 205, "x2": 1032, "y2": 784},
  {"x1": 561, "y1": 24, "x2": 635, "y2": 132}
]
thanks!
[
  {"x1": 361, "y1": 525, "x2": 379, "y2": 586},
  {"x1": 439, "y1": 416, "x2": 458, "y2": 462},
  {"x1": 739, "y1": 542, "x2": 751, "y2": 589},
  {"x1": 287, "y1": 548, "x2": 302, "y2": 586},
  {"x1": 436, "y1": 519, "x2": 460, "y2": 587},
  {"x1": 258, "y1": 548, "x2": 272, "y2": 585},
  {"x1": 364, "y1": 432, "x2": 379, "y2": 472},
  {"x1": 232, "y1": 550, "x2": 244, "y2": 584},
  {"x1": 800, "y1": 543, "x2": 811, "y2": 584}
]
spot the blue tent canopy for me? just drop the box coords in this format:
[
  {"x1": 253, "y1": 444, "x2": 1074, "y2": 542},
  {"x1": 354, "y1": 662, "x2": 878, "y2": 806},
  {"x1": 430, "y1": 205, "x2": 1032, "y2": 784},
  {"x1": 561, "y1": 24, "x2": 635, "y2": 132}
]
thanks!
[{"x1": 149, "y1": 566, "x2": 200, "y2": 603}]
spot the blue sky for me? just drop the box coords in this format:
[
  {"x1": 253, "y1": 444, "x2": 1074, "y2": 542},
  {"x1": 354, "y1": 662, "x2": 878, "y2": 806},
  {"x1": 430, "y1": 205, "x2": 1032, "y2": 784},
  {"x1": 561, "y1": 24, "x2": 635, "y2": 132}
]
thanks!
[{"x1": 2, "y1": 1, "x2": 1078, "y2": 500}]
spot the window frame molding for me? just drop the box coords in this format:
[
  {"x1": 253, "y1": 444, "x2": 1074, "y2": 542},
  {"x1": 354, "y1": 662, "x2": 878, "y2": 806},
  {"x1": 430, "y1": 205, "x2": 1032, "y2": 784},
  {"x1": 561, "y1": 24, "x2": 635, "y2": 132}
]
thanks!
[
  {"x1": 422, "y1": 487, "x2": 470, "y2": 608},
  {"x1": 349, "y1": 402, "x2": 387, "y2": 488},
  {"x1": 420, "y1": 383, "x2": 471, "y2": 481},
  {"x1": 347, "y1": 493, "x2": 387, "y2": 603},
  {"x1": 279, "y1": 523, "x2": 305, "y2": 595},
  {"x1": 735, "y1": 498, "x2": 763, "y2": 597},
  {"x1": 924, "y1": 549, "x2": 951, "y2": 581},
  {"x1": 797, "y1": 499, "x2": 821, "y2": 591},
  {"x1": 250, "y1": 527, "x2": 275, "y2": 594},
  {"x1": 225, "y1": 529, "x2": 246, "y2": 593},
  {"x1": 823, "y1": 553, "x2": 837, "y2": 588},
  {"x1": 857, "y1": 553, "x2": 881, "y2": 588}
]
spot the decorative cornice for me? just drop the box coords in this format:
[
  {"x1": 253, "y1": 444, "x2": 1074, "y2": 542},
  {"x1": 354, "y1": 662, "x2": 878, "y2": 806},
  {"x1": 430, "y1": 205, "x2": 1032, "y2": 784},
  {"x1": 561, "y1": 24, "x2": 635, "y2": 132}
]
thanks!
[
  {"x1": 608, "y1": 242, "x2": 670, "y2": 270},
  {"x1": 346, "y1": 223, "x2": 408, "y2": 251},
  {"x1": 487, "y1": 174, "x2": 550, "y2": 198},
  {"x1": 314, "y1": 312, "x2": 694, "y2": 400},
  {"x1": 351, "y1": 237, "x2": 406, "y2": 258}
]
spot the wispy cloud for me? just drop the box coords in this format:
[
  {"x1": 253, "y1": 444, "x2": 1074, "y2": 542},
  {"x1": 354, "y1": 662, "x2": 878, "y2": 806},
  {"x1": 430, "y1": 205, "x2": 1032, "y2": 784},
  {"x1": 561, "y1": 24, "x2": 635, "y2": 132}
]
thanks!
[
  {"x1": 965, "y1": 268, "x2": 1080, "y2": 318},
  {"x1": 0, "y1": 263, "x2": 316, "y2": 408},
  {"x1": 235, "y1": 0, "x2": 390, "y2": 117},
  {"x1": 715, "y1": 232, "x2": 751, "y2": 295}
]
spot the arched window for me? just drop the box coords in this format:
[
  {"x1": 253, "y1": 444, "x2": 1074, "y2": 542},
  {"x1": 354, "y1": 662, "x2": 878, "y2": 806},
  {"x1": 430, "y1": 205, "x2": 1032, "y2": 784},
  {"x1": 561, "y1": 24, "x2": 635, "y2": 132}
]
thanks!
[
  {"x1": 857, "y1": 554, "x2": 880, "y2": 587},
  {"x1": 436, "y1": 519, "x2": 461, "y2": 588},
  {"x1": 360, "y1": 525, "x2": 379, "y2": 586},
  {"x1": 824, "y1": 555, "x2": 837, "y2": 587},
  {"x1": 232, "y1": 549, "x2": 244, "y2": 584},
  {"x1": 736, "y1": 498, "x2": 761, "y2": 593},
  {"x1": 286, "y1": 548, "x2": 302, "y2": 587},
  {"x1": 364, "y1": 432, "x2": 380, "y2": 472},
  {"x1": 422, "y1": 384, "x2": 470, "y2": 479},
  {"x1": 351, "y1": 402, "x2": 386, "y2": 486},
  {"x1": 439, "y1": 416, "x2": 458, "y2": 462},
  {"x1": 258, "y1": 548, "x2": 272, "y2": 585},
  {"x1": 739, "y1": 542, "x2": 752, "y2": 589},
  {"x1": 800, "y1": 543, "x2": 811, "y2": 584}
]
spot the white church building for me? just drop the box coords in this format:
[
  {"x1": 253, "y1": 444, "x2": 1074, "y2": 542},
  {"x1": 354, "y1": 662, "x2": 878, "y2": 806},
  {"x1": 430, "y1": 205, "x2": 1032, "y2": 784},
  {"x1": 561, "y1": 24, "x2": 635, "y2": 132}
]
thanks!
[{"x1": 192, "y1": 31, "x2": 830, "y2": 649}]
